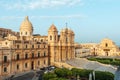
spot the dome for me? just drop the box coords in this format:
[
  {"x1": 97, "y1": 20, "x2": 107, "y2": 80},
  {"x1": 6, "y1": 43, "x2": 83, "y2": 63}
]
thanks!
[{"x1": 20, "y1": 16, "x2": 33, "y2": 32}]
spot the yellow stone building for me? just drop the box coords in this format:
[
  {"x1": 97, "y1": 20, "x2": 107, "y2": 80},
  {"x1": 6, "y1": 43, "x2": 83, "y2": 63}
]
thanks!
[
  {"x1": 75, "y1": 38, "x2": 120, "y2": 57},
  {"x1": 0, "y1": 16, "x2": 75, "y2": 76},
  {"x1": 96, "y1": 38, "x2": 119, "y2": 56}
]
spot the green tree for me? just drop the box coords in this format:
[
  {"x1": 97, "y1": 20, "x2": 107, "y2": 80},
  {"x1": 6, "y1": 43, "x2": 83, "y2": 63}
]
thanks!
[
  {"x1": 42, "y1": 72, "x2": 57, "y2": 80},
  {"x1": 54, "y1": 68, "x2": 72, "y2": 78}
]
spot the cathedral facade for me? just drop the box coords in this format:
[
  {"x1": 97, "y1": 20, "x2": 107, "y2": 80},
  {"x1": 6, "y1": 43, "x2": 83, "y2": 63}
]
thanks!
[
  {"x1": 0, "y1": 16, "x2": 75, "y2": 76},
  {"x1": 96, "y1": 38, "x2": 119, "y2": 56}
]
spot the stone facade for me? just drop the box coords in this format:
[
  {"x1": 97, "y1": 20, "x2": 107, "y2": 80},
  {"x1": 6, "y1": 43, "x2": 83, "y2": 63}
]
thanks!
[
  {"x1": 96, "y1": 38, "x2": 119, "y2": 56},
  {"x1": 75, "y1": 38, "x2": 120, "y2": 57},
  {"x1": 48, "y1": 24, "x2": 75, "y2": 65},
  {"x1": 0, "y1": 16, "x2": 75, "y2": 76}
]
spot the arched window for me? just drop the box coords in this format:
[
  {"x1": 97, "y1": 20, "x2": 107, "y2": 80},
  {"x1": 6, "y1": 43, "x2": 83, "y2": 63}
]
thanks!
[
  {"x1": 38, "y1": 52, "x2": 40, "y2": 57},
  {"x1": 44, "y1": 52, "x2": 46, "y2": 57},
  {"x1": 105, "y1": 43, "x2": 108, "y2": 47},
  {"x1": 16, "y1": 54, "x2": 19, "y2": 60},
  {"x1": 41, "y1": 39, "x2": 43, "y2": 42},
  {"x1": 50, "y1": 35, "x2": 52, "y2": 40},
  {"x1": 32, "y1": 45, "x2": 34, "y2": 48},
  {"x1": 32, "y1": 53, "x2": 34, "y2": 58},
  {"x1": 25, "y1": 53, "x2": 28, "y2": 59},
  {"x1": 4, "y1": 67, "x2": 7, "y2": 72}
]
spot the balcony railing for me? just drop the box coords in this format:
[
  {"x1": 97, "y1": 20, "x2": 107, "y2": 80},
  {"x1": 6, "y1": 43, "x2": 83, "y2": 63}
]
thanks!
[{"x1": 12, "y1": 56, "x2": 49, "y2": 61}]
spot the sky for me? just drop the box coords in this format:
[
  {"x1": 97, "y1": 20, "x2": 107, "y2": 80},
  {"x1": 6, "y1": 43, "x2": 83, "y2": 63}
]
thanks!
[{"x1": 0, "y1": 0, "x2": 120, "y2": 45}]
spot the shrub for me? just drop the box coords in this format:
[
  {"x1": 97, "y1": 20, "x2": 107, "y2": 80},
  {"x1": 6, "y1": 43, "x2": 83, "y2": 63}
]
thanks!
[
  {"x1": 54, "y1": 68, "x2": 72, "y2": 78},
  {"x1": 71, "y1": 68, "x2": 114, "y2": 80},
  {"x1": 87, "y1": 58, "x2": 120, "y2": 66},
  {"x1": 42, "y1": 72, "x2": 57, "y2": 80}
]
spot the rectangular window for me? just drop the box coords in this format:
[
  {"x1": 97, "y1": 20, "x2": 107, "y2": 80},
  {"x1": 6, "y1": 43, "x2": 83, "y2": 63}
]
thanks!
[
  {"x1": 16, "y1": 54, "x2": 19, "y2": 60},
  {"x1": 44, "y1": 60, "x2": 46, "y2": 65},
  {"x1": 17, "y1": 64, "x2": 19, "y2": 70},
  {"x1": 25, "y1": 53, "x2": 28, "y2": 59},
  {"x1": 32, "y1": 45, "x2": 34, "y2": 48},
  {"x1": 38, "y1": 52, "x2": 40, "y2": 57},
  {"x1": 4, "y1": 56, "x2": 7, "y2": 63},
  {"x1": 38, "y1": 61, "x2": 40, "y2": 65},
  {"x1": 25, "y1": 63, "x2": 27, "y2": 68},
  {"x1": 44, "y1": 52, "x2": 46, "y2": 57},
  {"x1": 17, "y1": 45, "x2": 19, "y2": 49},
  {"x1": 26, "y1": 45, "x2": 27, "y2": 48},
  {"x1": 32, "y1": 53, "x2": 34, "y2": 58},
  {"x1": 4, "y1": 67, "x2": 7, "y2": 72}
]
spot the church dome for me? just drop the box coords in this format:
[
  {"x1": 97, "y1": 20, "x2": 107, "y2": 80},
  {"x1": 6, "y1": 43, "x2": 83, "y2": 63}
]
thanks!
[
  {"x1": 20, "y1": 16, "x2": 33, "y2": 32},
  {"x1": 48, "y1": 24, "x2": 57, "y2": 32}
]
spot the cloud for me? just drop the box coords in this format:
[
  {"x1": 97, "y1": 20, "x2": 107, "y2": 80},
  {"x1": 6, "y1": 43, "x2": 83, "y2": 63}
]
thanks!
[
  {"x1": 0, "y1": 14, "x2": 87, "y2": 21},
  {"x1": 31, "y1": 14, "x2": 87, "y2": 19},
  {"x1": 0, "y1": 0, "x2": 83, "y2": 10}
]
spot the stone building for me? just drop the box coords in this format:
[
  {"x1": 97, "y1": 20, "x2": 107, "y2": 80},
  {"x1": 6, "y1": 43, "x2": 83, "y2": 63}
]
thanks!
[
  {"x1": 75, "y1": 38, "x2": 120, "y2": 57},
  {"x1": 0, "y1": 28, "x2": 19, "y2": 38},
  {"x1": 96, "y1": 38, "x2": 119, "y2": 56},
  {"x1": 75, "y1": 43, "x2": 98, "y2": 57},
  {"x1": 0, "y1": 16, "x2": 75, "y2": 76},
  {"x1": 48, "y1": 24, "x2": 75, "y2": 65}
]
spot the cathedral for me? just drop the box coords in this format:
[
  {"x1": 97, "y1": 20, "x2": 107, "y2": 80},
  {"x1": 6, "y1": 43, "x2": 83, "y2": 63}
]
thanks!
[{"x1": 0, "y1": 16, "x2": 75, "y2": 76}]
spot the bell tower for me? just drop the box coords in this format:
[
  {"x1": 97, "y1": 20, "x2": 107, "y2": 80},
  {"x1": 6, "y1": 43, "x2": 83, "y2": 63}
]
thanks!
[
  {"x1": 48, "y1": 24, "x2": 58, "y2": 44},
  {"x1": 48, "y1": 24, "x2": 58, "y2": 65}
]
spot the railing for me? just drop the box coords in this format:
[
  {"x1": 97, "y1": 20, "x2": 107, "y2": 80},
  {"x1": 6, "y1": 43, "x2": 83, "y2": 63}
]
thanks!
[
  {"x1": 0, "y1": 60, "x2": 10, "y2": 64},
  {"x1": 12, "y1": 56, "x2": 49, "y2": 61}
]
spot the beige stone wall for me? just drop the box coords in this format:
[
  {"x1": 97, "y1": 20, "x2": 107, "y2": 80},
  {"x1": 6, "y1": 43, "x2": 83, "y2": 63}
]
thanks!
[
  {"x1": 0, "y1": 40, "x2": 48, "y2": 76},
  {"x1": 0, "y1": 16, "x2": 75, "y2": 76},
  {"x1": 96, "y1": 38, "x2": 119, "y2": 56},
  {"x1": 48, "y1": 25, "x2": 75, "y2": 65}
]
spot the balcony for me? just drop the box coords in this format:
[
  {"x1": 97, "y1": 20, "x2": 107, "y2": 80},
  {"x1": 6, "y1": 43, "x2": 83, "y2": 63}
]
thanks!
[
  {"x1": 0, "y1": 60, "x2": 11, "y2": 65},
  {"x1": 12, "y1": 56, "x2": 49, "y2": 61}
]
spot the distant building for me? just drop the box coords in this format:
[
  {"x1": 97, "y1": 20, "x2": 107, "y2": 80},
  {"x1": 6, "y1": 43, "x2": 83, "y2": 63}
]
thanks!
[
  {"x1": 0, "y1": 16, "x2": 75, "y2": 76},
  {"x1": 75, "y1": 38, "x2": 120, "y2": 57},
  {"x1": 0, "y1": 28, "x2": 19, "y2": 38},
  {"x1": 96, "y1": 38, "x2": 119, "y2": 56},
  {"x1": 75, "y1": 43, "x2": 98, "y2": 57}
]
